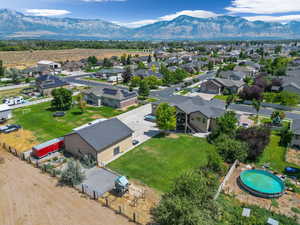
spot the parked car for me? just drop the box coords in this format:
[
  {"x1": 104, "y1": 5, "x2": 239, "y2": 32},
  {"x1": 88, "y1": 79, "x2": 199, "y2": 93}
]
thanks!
[
  {"x1": 3, "y1": 124, "x2": 21, "y2": 134},
  {"x1": 0, "y1": 125, "x2": 9, "y2": 133},
  {"x1": 132, "y1": 140, "x2": 139, "y2": 145},
  {"x1": 53, "y1": 111, "x2": 65, "y2": 117},
  {"x1": 144, "y1": 115, "x2": 156, "y2": 122}
]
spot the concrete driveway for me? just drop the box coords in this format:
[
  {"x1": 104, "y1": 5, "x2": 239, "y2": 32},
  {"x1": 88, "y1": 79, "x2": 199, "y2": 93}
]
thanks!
[
  {"x1": 117, "y1": 104, "x2": 160, "y2": 144},
  {"x1": 77, "y1": 167, "x2": 118, "y2": 197}
]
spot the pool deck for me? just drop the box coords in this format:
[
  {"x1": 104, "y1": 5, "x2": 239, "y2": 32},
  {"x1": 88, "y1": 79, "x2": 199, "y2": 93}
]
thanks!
[{"x1": 223, "y1": 163, "x2": 300, "y2": 223}]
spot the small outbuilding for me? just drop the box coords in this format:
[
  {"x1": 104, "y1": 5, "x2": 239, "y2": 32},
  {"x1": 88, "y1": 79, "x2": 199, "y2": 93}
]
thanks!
[{"x1": 64, "y1": 118, "x2": 134, "y2": 166}]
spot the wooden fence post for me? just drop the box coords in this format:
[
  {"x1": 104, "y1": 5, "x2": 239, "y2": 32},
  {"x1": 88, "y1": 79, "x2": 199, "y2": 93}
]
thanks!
[
  {"x1": 133, "y1": 212, "x2": 136, "y2": 223},
  {"x1": 81, "y1": 184, "x2": 85, "y2": 194}
]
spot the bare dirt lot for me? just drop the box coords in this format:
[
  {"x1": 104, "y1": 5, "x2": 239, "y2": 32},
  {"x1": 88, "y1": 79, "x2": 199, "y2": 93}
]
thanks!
[
  {"x1": 0, "y1": 49, "x2": 147, "y2": 68},
  {"x1": 0, "y1": 149, "x2": 134, "y2": 225}
]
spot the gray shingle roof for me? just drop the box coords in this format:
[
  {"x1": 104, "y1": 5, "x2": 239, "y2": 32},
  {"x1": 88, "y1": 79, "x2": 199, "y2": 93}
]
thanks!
[
  {"x1": 292, "y1": 119, "x2": 300, "y2": 135},
  {"x1": 74, "y1": 118, "x2": 133, "y2": 152},
  {"x1": 84, "y1": 87, "x2": 137, "y2": 101}
]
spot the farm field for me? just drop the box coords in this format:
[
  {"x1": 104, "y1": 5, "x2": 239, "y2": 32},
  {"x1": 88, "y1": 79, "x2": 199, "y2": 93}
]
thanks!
[
  {"x1": 12, "y1": 101, "x2": 138, "y2": 142},
  {"x1": 0, "y1": 48, "x2": 147, "y2": 68},
  {"x1": 108, "y1": 134, "x2": 217, "y2": 192},
  {"x1": 0, "y1": 148, "x2": 133, "y2": 225}
]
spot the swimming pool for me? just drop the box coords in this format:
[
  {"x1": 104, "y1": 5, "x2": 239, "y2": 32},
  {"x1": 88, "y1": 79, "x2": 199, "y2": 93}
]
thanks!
[{"x1": 238, "y1": 169, "x2": 285, "y2": 198}]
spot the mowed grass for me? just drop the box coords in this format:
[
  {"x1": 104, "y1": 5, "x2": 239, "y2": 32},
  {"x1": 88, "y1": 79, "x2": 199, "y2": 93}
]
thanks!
[
  {"x1": 12, "y1": 101, "x2": 126, "y2": 142},
  {"x1": 108, "y1": 134, "x2": 217, "y2": 192},
  {"x1": 258, "y1": 134, "x2": 300, "y2": 174}
]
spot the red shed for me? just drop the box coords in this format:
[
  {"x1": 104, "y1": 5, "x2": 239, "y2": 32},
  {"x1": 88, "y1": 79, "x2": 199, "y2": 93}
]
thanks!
[{"x1": 32, "y1": 137, "x2": 64, "y2": 159}]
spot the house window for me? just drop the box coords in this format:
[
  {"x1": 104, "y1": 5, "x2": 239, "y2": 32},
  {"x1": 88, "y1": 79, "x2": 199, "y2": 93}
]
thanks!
[{"x1": 113, "y1": 146, "x2": 120, "y2": 156}]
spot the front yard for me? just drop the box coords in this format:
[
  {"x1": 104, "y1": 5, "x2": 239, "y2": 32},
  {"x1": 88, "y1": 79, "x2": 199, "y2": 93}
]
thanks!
[
  {"x1": 12, "y1": 101, "x2": 134, "y2": 142},
  {"x1": 108, "y1": 134, "x2": 217, "y2": 192}
]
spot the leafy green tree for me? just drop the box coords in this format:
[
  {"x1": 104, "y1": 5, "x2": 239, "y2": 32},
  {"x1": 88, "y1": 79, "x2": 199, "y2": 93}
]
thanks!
[
  {"x1": 6, "y1": 68, "x2": 21, "y2": 84},
  {"x1": 243, "y1": 76, "x2": 253, "y2": 85},
  {"x1": 137, "y1": 61, "x2": 146, "y2": 70},
  {"x1": 130, "y1": 75, "x2": 141, "y2": 87},
  {"x1": 51, "y1": 88, "x2": 73, "y2": 110},
  {"x1": 120, "y1": 54, "x2": 127, "y2": 65},
  {"x1": 0, "y1": 60, "x2": 5, "y2": 78},
  {"x1": 208, "y1": 111, "x2": 238, "y2": 142},
  {"x1": 103, "y1": 58, "x2": 113, "y2": 67},
  {"x1": 275, "y1": 45, "x2": 282, "y2": 54},
  {"x1": 60, "y1": 160, "x2": 85, "y2": 186},
  {"x1": 173, "y1": 69, "x2": 188, "y2": 83},
  {"x1": 279, "y1": 91, "x2": 300, "y2": 107},
  {"x1": 144, "y1": 75, "x2": 162, "y2": 89},
  {"x1": 215, "y1": 134, "x2": 248, "y2": 163},
  {"x1": 156, "y1": 103, "x2": 177, "y2": 132},
  {"x1": 252, "y1": 99, "x2": 261, "y2": 117},
  {"x1": 279, "y1": 125, "x2": 293, "y2": 147},
  {"x1": 160, "y1": 65, "x2": 173, "y2": 85},
  {"x1": 126, "y1": 54, "x2": 132, "y2": 65},
  {"x1": 87, "y1": 56, "x2": 97, "y2": 66},
  {"x1": 76, "y1": 93, "x2": 86, "y2": 113},
  {"x1": 138, "y1": 79, "x2": 150, "y2": 97}
]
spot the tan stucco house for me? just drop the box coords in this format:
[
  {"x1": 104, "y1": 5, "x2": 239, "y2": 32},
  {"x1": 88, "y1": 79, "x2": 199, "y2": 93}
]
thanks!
[
  {"x1": 152, "y1": 96, "x2": 225, "y2": 133},
  {"x1": 64, "y1": 118, "x2": 134, "y2": 166}
]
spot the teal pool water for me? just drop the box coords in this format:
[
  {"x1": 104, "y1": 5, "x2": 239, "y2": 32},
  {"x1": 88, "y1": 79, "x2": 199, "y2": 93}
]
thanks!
[{"x1": 240, "y1": 170, "x2": 285, "y2": 194}]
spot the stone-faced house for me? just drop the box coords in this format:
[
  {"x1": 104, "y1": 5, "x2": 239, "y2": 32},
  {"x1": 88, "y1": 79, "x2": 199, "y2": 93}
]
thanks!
[
  {"x1": 83, "y1": 87, "x2": 138, "y2": 109},
  {"x1": 64, "y1": 118, "x2": 134, "y2": 166},
  {"x1": 152, "y1": 96, "x2": 225, "y2": 133},
  {"x1": 200, "y1": 78, "x2": 244, "y2": 95},
  {"x1": 35, "y1": 75, "x2": 69, "y2": 96}
]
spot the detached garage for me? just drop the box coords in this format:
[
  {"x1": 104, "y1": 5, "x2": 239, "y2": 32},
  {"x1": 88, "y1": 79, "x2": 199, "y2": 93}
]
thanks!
[
  {"x1": 64, "y1": 118, "x2": 133, "y2": 166},
  {"x1": 0, "y1": 104, "x2": 12, "y2": 121}
]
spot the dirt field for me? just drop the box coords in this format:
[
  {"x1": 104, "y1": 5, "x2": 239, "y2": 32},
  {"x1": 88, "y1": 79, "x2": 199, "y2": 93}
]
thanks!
[
  {"x1": 286, "y1": 148, "x2": 300, "y2": 166},
  {"x1": 0, "y1": 148, "x2": 134, "y2": 225},
  {"x1": 0, "y1": 49, "x2": 148, "y2": 68}
]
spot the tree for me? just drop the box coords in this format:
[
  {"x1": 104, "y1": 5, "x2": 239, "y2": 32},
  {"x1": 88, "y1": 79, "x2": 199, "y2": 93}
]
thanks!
[
  {"x1": 156, "y1": 103, "x2": 177, "y2": 132},
  {"x1": 122, "y1": 66, "x2": 132, "y2": 84},
  {"x1": 225, "y1": 94, "x2": 236, "y2": 110},
  {"x1": 51, "y1": 88, "x2": 73, "y2": 110},
  {"x1": 144, "y1": 75, "x2": 161, "y2": 89},
  {"x1": 243, "y1": 76, "x2": 253, "y2": 85},
  {"x1": 103, "y1": 58, "x2": 113, "y2": 67},
  {"x1": 208, "y1": 111, "x2": 238, "y2": 142},
  {"x1": 252, "y1": 99, "x2": 261, "y2": 118},
  {"x1": 76, "y1": 93, "x2": 86, "y2": 113},
  {"x1": 151, "y1": 64, "x2": 157, "y2": 72},
  {"x1": 271, "y1": 110, "x2": 285, "y2": 126},
  {"x1": 0, "y1": 60, "x2": 5, "y2": 78},
  {"x1": 236, "y1": 126, "x2": 271, "y2": 161},
  {"x1": 138, "y1": 79, "x2": 150, "y2": 97},
  {"x1": 126, "y1": 54, "x2": 132, "y2": 65},
  {"x1": 6, "y1": 68, "x2": 21, "y2": 84},
  {"x1": 152, "y1": 170, "x2": 220, "y2": 225},
  {"x1": 207, "y1": 61, "x2": 214, "y2": 71},
  {"x1": 147, "y1": 55, "x2": 152, "y2": 63},
  {"x1": 173, "y1": 69, "x2": 188, "y2": 84},
  {"x1": 215, "y1": 134, "x2": 248, "y2": 163},
  {"x1": 137, "y1": 61, "x2": 146, "y2": 70},
  {"x1": 160, "y1": 65, "x2": 173, "y2": 85},
  {"x1": 279, "y1": 125, "x2": 293, "y2": 147},
  {"x1": 279, "y1": 91, "x2": 300, "y2": 107},
  {"x1": 87, "y1": 56, "x2": 97, "y2": 66},
  {"x1": 130, "y1": 75, "x2": 141, "y2": 87},
  {"x1": 60, "y1": 160, "x2": 85, "y2": 186}
]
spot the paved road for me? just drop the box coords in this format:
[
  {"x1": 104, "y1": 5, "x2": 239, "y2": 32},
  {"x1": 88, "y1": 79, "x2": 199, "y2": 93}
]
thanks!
[{"x1": 0, "y1": 83, "x2": 30, "y2": 91}]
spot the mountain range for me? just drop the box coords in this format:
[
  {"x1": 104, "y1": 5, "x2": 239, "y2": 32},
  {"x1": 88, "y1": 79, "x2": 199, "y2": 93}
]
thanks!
[{"x1": 1, "y1": 9, "x2": 300, "y2": 40}]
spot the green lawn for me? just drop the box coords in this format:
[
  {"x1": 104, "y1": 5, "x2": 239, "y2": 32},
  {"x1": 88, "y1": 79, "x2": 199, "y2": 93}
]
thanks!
[
  {"x1": 108, "y1": 134, "x2": 217, "y2": 192},
  {"x1": 258, "y1": 134, "x2": 300, "y2": 174},
  {"x1": 213, "y1": 95, "x2": 228, "y2": 101},
  {"x1": 12, "y1": 102, "x2": 129, "y2": 142}
]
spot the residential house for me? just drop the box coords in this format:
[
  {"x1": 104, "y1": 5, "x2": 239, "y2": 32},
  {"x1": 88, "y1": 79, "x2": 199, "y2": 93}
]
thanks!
[
  {"x1": 0, "y1": 104, "x2": 12, "y2": 121},
  {"x1": 200, "y1": 78, "x2": 244, "y2": 94},
  {"x1": 218, "y1": 70, "x2": 247, "y2": 81},
  {"x1": 152, "y1": 96, "x2": 225, "y2": 133},
  {"x1": 96, "y1": 68, "x2": 125, "y2": 83},
  {"x1": 133, "y1": 69, "x2": 163, "y2": 79},
  {"x1": 64, "y1": 118, "x2": 134, "y2": 166},
  {"x1": 35, "y1": 75, "x2": 69, "y2": 96},
  {"x1": 37, "y1": 60, "x2": 62, "y2": 75},
  {"x1": 282, "y1": 82, "x2": 300, "y2": 95},
  {"x1": 83, "y1": 87, "x2": 138, "y2": 109},
  {"x1": 234, "y1": 65, "x2": 257, "y2": 76}
]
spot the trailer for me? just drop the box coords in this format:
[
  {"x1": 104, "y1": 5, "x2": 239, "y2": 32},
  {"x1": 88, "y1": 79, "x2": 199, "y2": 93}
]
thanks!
[{"x1": 31, "y1": 137, "x2": 64, "y2": 159}]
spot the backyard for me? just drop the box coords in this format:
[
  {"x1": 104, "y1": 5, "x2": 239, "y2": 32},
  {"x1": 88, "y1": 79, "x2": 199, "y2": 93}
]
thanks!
[
  {"x1": 12, "y1": 101, "x2": 136, "y2": 142},
  {"x1": 108, "y1": 134, "x2": 217, "y2": 192},
  {"x1": 258, "y1": 134, "x2": 300, "y2": 175}
]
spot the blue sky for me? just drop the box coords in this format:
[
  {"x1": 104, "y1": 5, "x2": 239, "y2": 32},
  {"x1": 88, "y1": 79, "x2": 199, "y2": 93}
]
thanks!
[{"x1": 3, "y1": 0, "x2": 300, "y2": 27}]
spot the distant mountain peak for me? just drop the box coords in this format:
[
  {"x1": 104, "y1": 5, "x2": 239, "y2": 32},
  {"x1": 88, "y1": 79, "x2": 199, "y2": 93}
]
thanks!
[{"x1": 0, "y1": 8, "x2": 299, "y2": 40}]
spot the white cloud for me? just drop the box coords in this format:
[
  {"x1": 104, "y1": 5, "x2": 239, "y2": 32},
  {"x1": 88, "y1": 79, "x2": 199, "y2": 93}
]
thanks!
[
  {"x1": 244, "y1": 14, "x2": 300, "y2": 23},
  {"x1": 226, "y1": 0, "x2": 300, "y2": 14},
  {"x1": 25, "y1": 9, "x2": 71, "y2": 17},
  {"x1": 114, "y1": 10, "x2": 220, "y2": 28}
]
